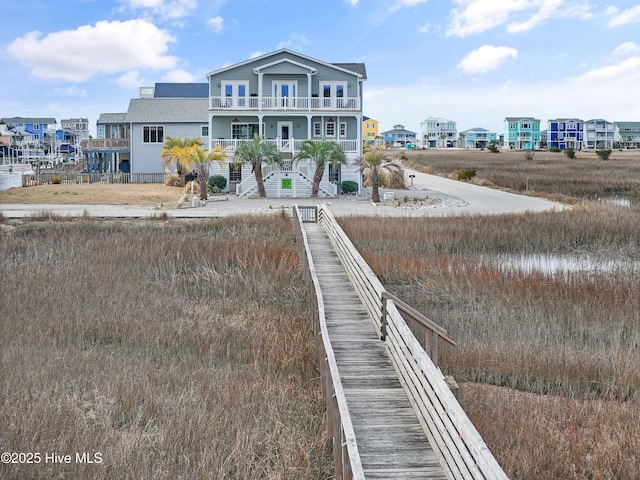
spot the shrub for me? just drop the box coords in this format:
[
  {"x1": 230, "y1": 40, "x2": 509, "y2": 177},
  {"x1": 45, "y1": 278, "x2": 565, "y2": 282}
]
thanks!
[
  {"x1": 165, "y1": 173, "x2": 184, "y2": 187},
  {"x1": 564, "y1": 147, "x2": 576, "y2": 159},
  {"x1": 596, "y1": 149, "x2": 612, "y2": 160},
  {"x1": 487, "y1": 143, "x2": 500, "y2": 153},
  {"x1": 340, "y1": 180, "x2": 359, "y2": 194},
  {"x1": 549, "y1": 147, "x2": 561, "y2": 152},
  {"x1": 51, "y1": 175, "x2": 61, "y2": 184},
  {"x1": 524, "y1": 150, "x2": 535, "y2": 161},
  {"x1": 208, "y1": 175, "x2": 227, "y2": 193},
  {"x1": 457, "y1": 168, "x2": 477, "y2": 181}
]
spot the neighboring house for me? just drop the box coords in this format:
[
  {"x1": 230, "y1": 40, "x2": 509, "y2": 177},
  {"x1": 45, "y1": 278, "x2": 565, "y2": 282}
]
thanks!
[
  {"x1": 381, "y1": 124, "x2": 417, "y2": 148},
  {"x1": 60, "y1": 118, "x2": 90, "y2": 140},
  {"x1": 547, "y1": 118, "x2": 584, "y2": 150},
  {"x1": 93, "y1": 113, "x2": 131, "y2": 172},
  {"x1": 363, "y1": 116, "x2": 380, "y2": 148},
  {"x1": 584, "y1": 119, "x2": 614, "y2": 149},
  {"x1": 206, "y1": 48, "x2": 366, "y2": 196},
  {"x1": 540, "y1": 129, "x2": 548, "y2": 148},
  {"x1": 1, "y1": 117, "x2": 57, "y2": 144},
  {"x1": 458, "y1": 127, "x2": 496, "y2": 149},
  {"x1": 503, "y1": 117, "x2": 541, "y2": 150},
  {"x1": 420, "y1": 117, "x2": 458, "y2": 148},
  {"x1": 614, "y1": 122, "x2": 640, "y2": 148}
]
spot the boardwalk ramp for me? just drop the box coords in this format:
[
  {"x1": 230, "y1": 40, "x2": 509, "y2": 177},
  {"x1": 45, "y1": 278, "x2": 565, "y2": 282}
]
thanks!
[{"x1": 293, "y1": 205, "x2": 508, "y2": 480}]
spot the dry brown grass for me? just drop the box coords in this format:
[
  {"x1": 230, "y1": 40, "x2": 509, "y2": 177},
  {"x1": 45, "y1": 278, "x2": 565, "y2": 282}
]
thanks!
[
  {"x1": 0, "y1": 183, "x2": 183, "y2": 205},
  {"x1": 338, "y1": 202, "x2": 640, "y2": 479},
  {"x1": 396, "y1": 148, "x2": 640, "y2": 203},
  {"x1": 0, "y1": 216, "x2": 332, "y2": 479}
]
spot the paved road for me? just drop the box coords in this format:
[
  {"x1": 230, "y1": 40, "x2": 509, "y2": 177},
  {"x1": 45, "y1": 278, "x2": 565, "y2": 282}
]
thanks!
[{"x1": 0, "y1": 169, "x2": 568, "y2": 219}]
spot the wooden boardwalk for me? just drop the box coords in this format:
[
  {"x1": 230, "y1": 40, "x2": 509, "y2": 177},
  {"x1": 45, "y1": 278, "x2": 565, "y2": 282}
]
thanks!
[{"x1": 303, "y1": 222, "x2": 448, "y2": 479}]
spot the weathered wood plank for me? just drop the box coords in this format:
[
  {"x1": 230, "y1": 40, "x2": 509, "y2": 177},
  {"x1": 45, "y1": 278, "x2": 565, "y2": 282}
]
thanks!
[{"x1": 302, "y1": 220, "x2": 449, "y2": 480}]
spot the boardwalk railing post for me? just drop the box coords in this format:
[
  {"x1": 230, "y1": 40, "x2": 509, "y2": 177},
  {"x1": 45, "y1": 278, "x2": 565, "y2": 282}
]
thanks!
[{"x1": 380, "y1": 294, "x2": 388, "y2": 341}]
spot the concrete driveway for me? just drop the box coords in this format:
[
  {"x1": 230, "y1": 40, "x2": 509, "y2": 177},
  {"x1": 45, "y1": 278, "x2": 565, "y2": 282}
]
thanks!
[{"x1": 0, "y1": 169, "x2": 568, "y2": 219}]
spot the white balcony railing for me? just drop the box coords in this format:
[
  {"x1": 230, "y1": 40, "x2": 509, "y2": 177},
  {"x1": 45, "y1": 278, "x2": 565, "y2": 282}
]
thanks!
[
  {"x1": 210, "y1": 96, "x2": 360, "y2": 111},
  {"x1": 211, "y1": 137, "x2": 359, "y2": 154}
]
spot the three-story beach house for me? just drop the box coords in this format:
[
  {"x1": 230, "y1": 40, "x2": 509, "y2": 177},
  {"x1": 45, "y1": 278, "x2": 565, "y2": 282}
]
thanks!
[
  {"x1": 547, "y1": 118, "x2": 584, "y2": 150},
  {"x1": 206, "y1": 49, "x2": 366, "y2": 196},
  {"x1": 420, "y1": 117, "x2": 458, "y2": 148},
  {"x1": 504, "y1": 117, "x2": 541, "y2": 150},
  {"x1": 584, "y1": 119, "x2": 614, "y2": 149}
]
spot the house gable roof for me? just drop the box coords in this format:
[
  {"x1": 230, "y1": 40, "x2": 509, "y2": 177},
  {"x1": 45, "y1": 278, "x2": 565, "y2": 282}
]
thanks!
[
  {"x1": 97, "y1": 113, "x2": 127, "y2": 124},
  {"x1": 206, "y1": 48, "x2": 366, "y2": 80},
  {"x1": 125, "y1": 98, "x2": 208, "y2": 123}
]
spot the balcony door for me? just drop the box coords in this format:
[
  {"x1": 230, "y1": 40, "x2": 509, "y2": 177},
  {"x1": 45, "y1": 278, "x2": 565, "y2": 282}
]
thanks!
[
  {"x1": 274, "y1": 82, "x2": 297, "y2": 108},
  {"x1": 223, "y1": 82, "x2": 248, "y2": 108},
  {"x1": 321, "y1": 82, "x2": 346, "y2": 108}
]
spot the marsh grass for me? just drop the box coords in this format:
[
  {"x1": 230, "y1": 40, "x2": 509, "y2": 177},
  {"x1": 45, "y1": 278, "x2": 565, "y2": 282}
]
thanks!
[
  {"x1": 0, "y1": 216, "x2": 332, "y2": 479},
  {"x1": 339, "y1": 203, "x2": 640, "y2": 479},
  {"x1": 399, "y1": 149, "x2": 640, "y2": 203}
]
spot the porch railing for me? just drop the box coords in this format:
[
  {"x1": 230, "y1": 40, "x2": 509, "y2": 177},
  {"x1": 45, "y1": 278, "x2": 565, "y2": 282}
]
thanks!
[
  {"x1": 212, "y1": 138, "x2": 359, "y2": 154},
  {"x1": 210, "y1": 96, "x2": 360, "y2": 111}
]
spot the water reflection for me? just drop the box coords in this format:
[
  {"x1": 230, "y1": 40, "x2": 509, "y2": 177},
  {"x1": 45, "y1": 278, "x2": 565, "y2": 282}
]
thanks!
[
  {"x1": 482, "y1": 253, "x2": 640, "y2": 276},
  {"x1": 600, "y1": 197, "x2": 631, "y2": 207}
]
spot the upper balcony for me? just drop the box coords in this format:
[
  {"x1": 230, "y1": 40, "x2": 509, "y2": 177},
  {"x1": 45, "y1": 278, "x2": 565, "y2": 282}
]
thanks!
[
  {"x1": 82, "y1": 138, "x2": 130, "y2": 151},
  {"x1": 210, "y1": 95, "x2": 360, "y2": 112}
]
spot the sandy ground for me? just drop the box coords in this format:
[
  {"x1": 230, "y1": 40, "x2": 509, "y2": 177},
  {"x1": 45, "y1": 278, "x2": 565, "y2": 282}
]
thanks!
[{"x1": 0, "y1": 168, "x2": 569, "y2": 219}]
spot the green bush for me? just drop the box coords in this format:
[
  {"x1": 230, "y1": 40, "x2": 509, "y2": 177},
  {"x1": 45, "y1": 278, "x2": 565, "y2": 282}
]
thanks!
[
  {"x1": 548, "y1": 147, "x2": 561, "y2": 152},
  {"x1": 487, "y1": 143, "x2": 500, "y2": 153},
  {"x1": 596, "y1": 149, "x2": 612, "y2": 160},
  {"x1": 207, "y1": 175, "x2": 227, "y2": 193},
  {"x1": 457, "y1": 168, "x2": 477, "y2": 181},
  {"x1": 340, "y1": 180, "x2": 359, "y2": 194},
  {"x1": 564, "y1": 147, "x2": 576, "y2": 159}
]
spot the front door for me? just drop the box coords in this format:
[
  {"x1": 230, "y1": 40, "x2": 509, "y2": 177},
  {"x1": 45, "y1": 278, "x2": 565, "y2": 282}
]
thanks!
[{"x1": 278, "y1": 122, "x2": 293, "y2": 153}]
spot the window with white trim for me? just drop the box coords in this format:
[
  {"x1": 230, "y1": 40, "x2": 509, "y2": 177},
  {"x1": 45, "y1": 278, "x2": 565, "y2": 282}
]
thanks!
[
  {"x1": 325, "y1": 121, "x2": 335, "y2": 137},
  {"x1": 201, "y1": 125, "x2": 209, "y2": 136},
  {"x1": 313, "y1": 122, "x2": 322, "y2": 137},
  {"x1": 143, "y1": 125, "x2": 164, "y2": 143},
  {"x1": 340, "y1": 122, "x2": 347, "y2": 137}
]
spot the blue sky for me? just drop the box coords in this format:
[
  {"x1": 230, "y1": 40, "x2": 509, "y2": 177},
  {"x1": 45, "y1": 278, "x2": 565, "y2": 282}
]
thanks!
[{"x1": 2, "y1": 0, "x2": 640, "y2": 136}]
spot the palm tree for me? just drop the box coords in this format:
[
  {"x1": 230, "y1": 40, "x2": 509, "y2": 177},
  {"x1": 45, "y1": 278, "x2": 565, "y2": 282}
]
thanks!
[
  {"x1": 354, "y1": 147, "x2": 403, "y2": 203},
  {"x1": 294, "y1": 138, "x2": 346, "y2": 197},
  {"x1": 233, "y1": 135, "x2": 281, "y2": 197},
  {"x1": 161, "y1": 135, "x2": 203, "y2": 176},
  {"x1": 189, "y1": 145, "x2": 228, "y2": 201}
]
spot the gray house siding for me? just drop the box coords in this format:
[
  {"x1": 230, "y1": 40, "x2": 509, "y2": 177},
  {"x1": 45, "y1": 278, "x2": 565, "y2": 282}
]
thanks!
[{"x1": 130, "y1": 122, "x2": 205, "y2": 173}]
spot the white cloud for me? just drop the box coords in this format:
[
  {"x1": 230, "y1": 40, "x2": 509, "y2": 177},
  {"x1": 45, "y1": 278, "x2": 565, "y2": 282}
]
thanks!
[
  {"x1": 162, "y1": 69, "x2": 199, "y2": 82},
  {"x1": 116, "y1": 71, "x2": 145, "y2": 89},
  {"x1": 207, "y1": 16, "x2": 224, "y2": 33},
  {"x1": 346, "y1": 0, "x2": 359, "y2": 5},
  {"x1": 447, "y1": 0, "x2": 529, "y2": 37},
  {"x1": 571, "y1": 56, "x2": 640, "y2": 84},
  {"x1": 448, "y1": 0, "x2": 593, "y2": 37},
  {"x1": 5, "y1": 20, "x2": 179, "y2": 83},
  {"x1": 119, "y1": 0, "x2": 199, "y2": 19},
  {"x1": 390, "y1": 0, "x2": 429, "y2": 11},
  {"x1": 507, "y1": 0, "x2": 563, "y2": 33},
  {"x1": 607, "y1": 5, "x2": 640, "y2": 27},
  {"x1": 457, "y1": 45, "x2": 518, "y2": 74},
  {"x1": 614, "y1": 42, "x2": 640, "y2": 56}
]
